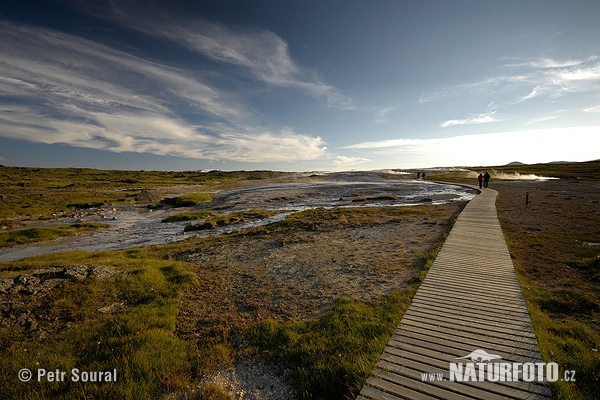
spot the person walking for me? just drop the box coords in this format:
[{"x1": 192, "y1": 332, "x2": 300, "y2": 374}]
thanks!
[
  {"x1": 478, "y1": 173, "x2": 484, "y2": 189},
  {"x1": 483, "y1": 171, "x2": 490, "y2": 188}
]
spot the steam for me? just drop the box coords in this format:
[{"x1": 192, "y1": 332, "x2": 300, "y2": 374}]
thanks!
[{"x1": 467, "y1": 170, "x2": 558, "y2": 181}]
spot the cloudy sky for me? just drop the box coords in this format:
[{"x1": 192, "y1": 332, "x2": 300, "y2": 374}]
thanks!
[{"x1": 1, "y1": 0, "x2": 599, "y2": 171}]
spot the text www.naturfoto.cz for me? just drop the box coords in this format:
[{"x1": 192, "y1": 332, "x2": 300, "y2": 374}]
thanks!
[{"x1": 421, "y1": 372, "x2": 445, "y2": 382}]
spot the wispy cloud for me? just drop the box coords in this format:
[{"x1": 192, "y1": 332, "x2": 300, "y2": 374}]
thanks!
[
  {"x1": 419, "y1": 56, "x2": 600, "y2": 109},
  {"x1": 374, "y1": 107, "x2": 395, "y2": 124},
  {"x1": 72, "y1": 1, "x2": 354, "y2": 110},
  {"x1": 584, "y1": 105, "x2": 600, "y2": 113},
  {"x1": 0, "y1": 21, "x2": 332, "y2": 163},
  {"x1": 441, "y1": 112, "x2": 498, "y2": 128}
]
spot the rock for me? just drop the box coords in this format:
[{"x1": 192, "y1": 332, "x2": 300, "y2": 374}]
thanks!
[
  {"x1": 0, "y1": 278, "x2": 14, "y2": 294},
  {"x1": 97, "y1": 301, "x2": 124, "y2": 314},
  {"x1": 14, "y1": 274, "x2": 41, "y2": 286},
  {"x1": 88, "y1": 266, "x2": 119, "y2": 281},
  {"x1": 63, "y1": 265, "x2": 89, "y2": 281}
]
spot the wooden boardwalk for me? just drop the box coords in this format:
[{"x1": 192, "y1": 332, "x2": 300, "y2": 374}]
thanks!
[{"x1": 358, "y1": 188, "x2": 552, "y2": 400}]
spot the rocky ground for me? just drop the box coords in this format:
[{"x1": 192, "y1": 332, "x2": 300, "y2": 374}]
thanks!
[{"x1": 0, "y1": 265, "x2": 120, "y2": 339}]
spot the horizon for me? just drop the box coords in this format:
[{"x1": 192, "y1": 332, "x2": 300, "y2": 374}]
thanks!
[{"x1": 1, "y1": 0, "x2": 599, "y2": 171}]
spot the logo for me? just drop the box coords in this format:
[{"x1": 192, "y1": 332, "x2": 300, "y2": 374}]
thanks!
[
  {"x1": 453, "y1": 349, "x2": 502, "y2": 363},
  {"x1": 421, "y1": 348, "x2": 576, "y2": 383}
]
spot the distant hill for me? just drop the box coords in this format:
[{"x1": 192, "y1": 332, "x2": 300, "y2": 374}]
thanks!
[
  {"x1": 506, "y1": 161, "x2": 524, "y2": 166},
  {"x1": 486, "y1": 160, "x2": 600, "y2": 180}
]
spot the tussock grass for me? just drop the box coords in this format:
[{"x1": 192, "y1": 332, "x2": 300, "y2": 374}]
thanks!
[
  {"x1": 0, "y1": 252, "x2": 194, "y2": 400},
  {"x1": 162, "y1": 193, "x2": 213, "y2": 208},
  {"x1": 162, "y1": 210, "x2": 216, "y2": 223},
  {"x1": 0, "y1": 167, "x2": 292, "y2": 219},
  {"x1": 0, "y1": 222, "x2": 110, "y2": 248},
  {"x1": 496, "y1": 182, "x2": 600, "y2": 399},
  {"x1": 238, "y1": 212, "x2": 451, "y2": 400},
  {"x1": 245, "y1": 291, "x2": 416, "y2": 399}
]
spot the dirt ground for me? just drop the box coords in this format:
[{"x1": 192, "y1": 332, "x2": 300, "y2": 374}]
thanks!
[
  {"x1": 493, "y1": 179, "x2": 600, "y2": 326},
  {"x1": 173, "y1": 204, "x2": 465, "y2": 342}
]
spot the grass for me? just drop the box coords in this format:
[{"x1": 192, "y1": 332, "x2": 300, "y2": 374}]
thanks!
[
  {"x1": 161, "y1": 193, "x2": 213, "y2": 208},
  {"x1": 0, "y1": 167, "x2": 292, "y2": 220},
  {"x1": 245, "y1": 292, "x2": 414, "y2": 399},
  {"x1": 0, "y1": 222, "x2": 110, "y2": 248},
  {"x1": 161, "y1": 211, "x2": 216, "y2": 223},
  {"x1": 495, "y1": 181, "x2": 600, "y2": 399},
  {"x1": 241, "y1": 239, "x2": 444, "y2": 399},
  {"x1": 0, "y1": 250, "x2": 194, "y2": 400}
]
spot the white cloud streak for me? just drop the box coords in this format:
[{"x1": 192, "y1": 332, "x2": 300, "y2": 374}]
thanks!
[
  {"x1": 78, "y1": 2, "x2": 354, "y2": 110},
  {"x1": 441, "y1": 112, "x2": 498, "y2": 128},
  {"x1": 419, "y1": 56, "x2": 600, "y2": 108},
  {"x1": 0, "y1": 21, "x2": 331, "y2": 163}
]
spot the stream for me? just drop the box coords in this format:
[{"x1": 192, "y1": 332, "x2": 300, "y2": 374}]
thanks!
[{"x1": 0, "y1": 173, "x2": 477, "y2": 261}]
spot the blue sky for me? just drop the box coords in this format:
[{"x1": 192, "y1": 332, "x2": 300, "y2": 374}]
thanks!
[{"x1": 0, "y1": 0, "x2": 599, "y2": 171}]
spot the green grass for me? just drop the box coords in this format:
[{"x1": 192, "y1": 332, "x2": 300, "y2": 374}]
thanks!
[
  {"x1": 162, "y1": 193, "x2": 213, "y2": 208},
  {"x1": 0, "y1": 167, "x2": 293, "y2": 219},
  {"x1": 245, "y1": 292, "x2": 415, "y2": 399},
  {"x1": 161, "y1": 211, "x2": 216, "y2": 223},
  {"x1": 242, "y1": 244, "x2": 443, "y2": 400},
  {"x1": 0, "y1": 222, "x2": 110, "y2": 248},
  {"x1": 0, "y1": 252, "x2": 194, "y2": 400}
]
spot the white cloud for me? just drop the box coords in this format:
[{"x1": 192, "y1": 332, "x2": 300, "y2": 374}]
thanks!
[
  {"x1": 441, "y1": 112, "x2": 498, "y2": 128},
  {"x1": 584, "y1": 105, "x2": 600, "y2": 113},
  {"x1": 76, "y1": 3, "x2": 354, "y2": 109},
  {"x1": 331, "y1": 155, "x2": 371, "y2": 166},
  {"x1": 0, "y1": 106, "x2": 328, "y2": 163},
  {"x1": 0, "y1": 21, "x2": 332, "y2": 164},
  {"x1": 374, "y1": 107, "x2": 395, "y2": 124},
  {"x1": 523, "y1": 115, "x2": 561, "y2": 126},
  {"x1": 419, "y1": 56, "x2": 600, "y2": 107},
  {"x1": 342, "y1": 127, "x2": 600, "y2": 166}
]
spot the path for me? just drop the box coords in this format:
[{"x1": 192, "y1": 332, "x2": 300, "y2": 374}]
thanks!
[{"x1": 357, "y1": 188, "x2": 552, "y2": 400}]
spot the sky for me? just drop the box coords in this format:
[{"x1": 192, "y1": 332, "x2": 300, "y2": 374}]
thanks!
[{"x1": 0, "y1": 0, "x2": 599, "y2": 171}]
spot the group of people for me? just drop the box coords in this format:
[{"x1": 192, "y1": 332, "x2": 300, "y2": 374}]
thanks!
[{"x1": 478, "y1": 172, "x2": 491, "y2": 188}]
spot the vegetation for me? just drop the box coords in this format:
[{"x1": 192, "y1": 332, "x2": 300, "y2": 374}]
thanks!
[
  {"x1": 494, "y1": 177, "x2": 600, "y2": 399},
  {"x1": 0, "y1": 251, "x2": 194, "y2": 400},
  {"x1": 161, "y1": 211, "x2": 216, "y2": 223},
  {"x1": 0, "y1": 166, "x2": 291, "y2": 219},
  {"x1": 161, "y1": 193, "x2": 213, "y2": 208},
  {"x1": 0, "y1": 222, "x2": 110, "y2": 248}
]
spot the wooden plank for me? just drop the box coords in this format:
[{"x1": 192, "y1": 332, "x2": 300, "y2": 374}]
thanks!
[
  {"x1": 357, "y1": 188, "x2": 551, "y2": 400},
  {"x1": 399, "y1": 314, "x2": 539, "y2": 343},
  {"x1": 366, "y1": 375, "x2": 439, "y2": 400},
  {"x1": 372, "y1": 367, "x2": 476, "y2": 400},
  {"x1": 360, "y1": 384, "x2": 405, "y2": 400},
  {"x1": 376, "y1": 360, "x2": 550, "y2": 400},
  {"x1": 404, "y1": 306, "x2": 535, "y2": 334},
  {"x1": 410, "y1": 297, "x2": 532, "y2": 323}
]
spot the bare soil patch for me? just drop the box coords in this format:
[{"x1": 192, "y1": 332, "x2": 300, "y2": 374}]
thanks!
[
  {"x1": 173, "y1": 203, "x2": 464, "y2": 349},
  {"x1": 494, "y1": 179, "x2": 600, "y2": 323}
]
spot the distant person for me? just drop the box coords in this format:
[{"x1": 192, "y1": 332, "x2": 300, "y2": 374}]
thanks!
[
  {"x1": 421, "y1": 172, "x2": 426, "y2": 179},
  {"x1": 478, "y1": 173, "x2": 484, "y2": 189},
  {"x1": 483, "y1": 172, "x2": 490, "y2": 188},
  {"x1": 416, "y1": 172, "x2": 420, "y2": 179}
]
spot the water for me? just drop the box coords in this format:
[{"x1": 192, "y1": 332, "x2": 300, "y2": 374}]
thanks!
[{"x1": 0, "y1": 173, "x2": 476, "y2": 261}]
